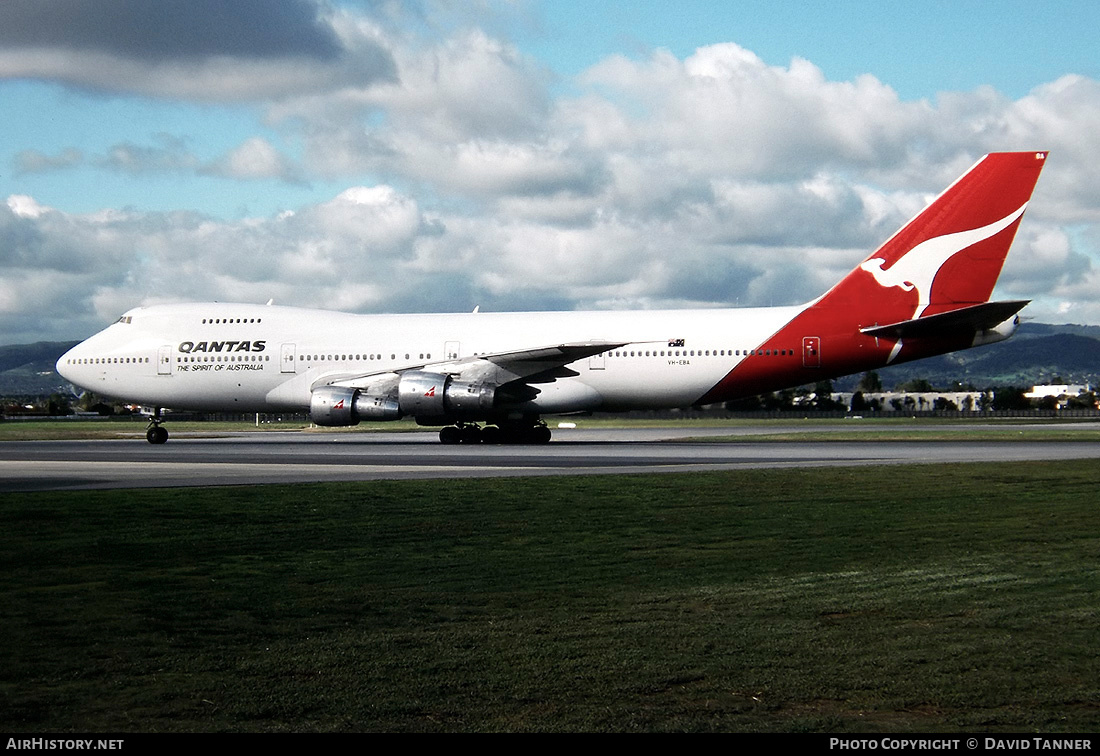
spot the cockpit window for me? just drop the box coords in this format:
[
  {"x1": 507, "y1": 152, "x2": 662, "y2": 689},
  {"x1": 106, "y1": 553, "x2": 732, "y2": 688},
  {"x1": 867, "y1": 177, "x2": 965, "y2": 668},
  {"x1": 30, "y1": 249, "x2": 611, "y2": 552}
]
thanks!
[{"x1": 116, "y1": 316, "x2": 133, "y2": 324}]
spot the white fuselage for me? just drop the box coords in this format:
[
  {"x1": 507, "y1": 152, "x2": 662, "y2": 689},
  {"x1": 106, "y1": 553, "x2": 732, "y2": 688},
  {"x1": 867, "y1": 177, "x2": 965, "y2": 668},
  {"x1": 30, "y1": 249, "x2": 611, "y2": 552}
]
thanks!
[{"x1": 56, "y1": 301, "x2": 806, "y2": 416}]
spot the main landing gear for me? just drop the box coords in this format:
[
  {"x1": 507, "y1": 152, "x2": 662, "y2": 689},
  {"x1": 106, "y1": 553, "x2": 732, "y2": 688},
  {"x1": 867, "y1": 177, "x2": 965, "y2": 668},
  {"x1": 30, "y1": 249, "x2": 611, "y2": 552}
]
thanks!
[
  {"x1": 146, "y1": 409, "x2": 169, "y2": 445},
  {"x1": 438, "y1": 421, "x2": 552, "y2": 445}
]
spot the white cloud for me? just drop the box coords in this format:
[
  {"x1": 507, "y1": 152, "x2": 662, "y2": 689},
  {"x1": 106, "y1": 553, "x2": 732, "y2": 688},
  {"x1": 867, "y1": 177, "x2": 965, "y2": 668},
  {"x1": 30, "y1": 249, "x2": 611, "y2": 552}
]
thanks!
[
  {"x1": 0, "y1": 182, "x2": 446, "y2": 340},
  {"x1": 367, "y1": 28, "x2": 551, "y2": 142},
  {"x1": 576, "y1": 44, "x2": 931, "y2": 179},
  {"x1": 98, "y1": 135, "x2": 199, "y2": 175},
  {"x1": 0, "y1": 0, "x2": 395, "y2": 101},
  {"x1": 203, "y1": 137, "x2": 304, "y2": 183},
  {"x1": 12, "y1": 147, "x2": 84, "y2": 175},
  {"x1": 6, "y1": 195, "x2": 48, "y2": 219},
  {"x1": 11, "y1": 135, "x2": 306, "y2": 188}
]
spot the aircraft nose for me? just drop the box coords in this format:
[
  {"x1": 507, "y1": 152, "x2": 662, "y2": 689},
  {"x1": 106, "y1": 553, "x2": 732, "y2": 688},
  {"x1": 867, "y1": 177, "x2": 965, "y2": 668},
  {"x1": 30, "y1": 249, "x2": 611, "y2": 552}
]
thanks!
[
  {"x1": 56, "y1": 341, "x2": 93, "y2": 386},
  {"x1": 56, "y1": 344, "x2": 79, "y2": 383}
]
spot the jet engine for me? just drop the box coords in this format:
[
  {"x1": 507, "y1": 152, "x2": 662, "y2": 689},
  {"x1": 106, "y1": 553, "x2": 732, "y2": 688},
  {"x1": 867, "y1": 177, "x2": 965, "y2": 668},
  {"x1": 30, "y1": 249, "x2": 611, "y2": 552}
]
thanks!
[
  {"x1": 309, "y1": 386, "x2": 401, "y2": 426},
  {"x1": 396, "y1": 370, "x2": 496, "y2": 420},
  {"x1": 971, "y1": 314, "x2": 1021, "y2": 347},
  {"x1": 309, "y1": 371, "x2": 496, "y2": 426}
]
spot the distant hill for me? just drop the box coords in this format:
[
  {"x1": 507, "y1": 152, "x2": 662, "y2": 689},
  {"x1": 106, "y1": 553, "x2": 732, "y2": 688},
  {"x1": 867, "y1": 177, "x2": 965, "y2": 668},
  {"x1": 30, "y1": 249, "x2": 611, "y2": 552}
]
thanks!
[
  {"x1": 0, "y1": 341, "x2": 79, "y2": 395},
  {"x1": 833, "y1": 323, "x2": 1100, "y2": 390},
  {"x1": 3, "y1": 322, "x2": 1099, "y2": 398},
  {"x1": 1014, "y1": 322, "x2": 1100, "y2": 341}
]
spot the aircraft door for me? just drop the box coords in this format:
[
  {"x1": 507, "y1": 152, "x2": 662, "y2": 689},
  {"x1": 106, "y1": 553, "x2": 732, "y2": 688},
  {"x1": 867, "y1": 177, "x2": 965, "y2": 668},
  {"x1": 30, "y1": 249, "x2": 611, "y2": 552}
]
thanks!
[
  {"x1": 281, "y1": 343, "x2": 297, "y2": 373},
  {"x1": 157, "y1": 345, "x2": 172, "y2": 376},
  {"x1": 444, "y1": 341, "x2": 461, "y2": 360},
  {"x1": 588, "y1": 351, "x2": 606, "y2": 370},
  {"x1": 802, "y1": 336, "x2": 821, "y2": 368}
]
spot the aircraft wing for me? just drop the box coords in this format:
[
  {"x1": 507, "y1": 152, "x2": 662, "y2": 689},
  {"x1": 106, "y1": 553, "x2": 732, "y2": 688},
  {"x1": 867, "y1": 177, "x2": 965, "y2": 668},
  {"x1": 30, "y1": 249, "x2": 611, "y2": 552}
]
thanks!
[
  {"x1": 326, "y1": 340, "x2": 629, "y2": 392},
  {"x1": 859, "y1": 300, "x2": 1029, "y2": 340},
  {"x1": 452, "y1": 341, "x2": 629, "y2": 383}
]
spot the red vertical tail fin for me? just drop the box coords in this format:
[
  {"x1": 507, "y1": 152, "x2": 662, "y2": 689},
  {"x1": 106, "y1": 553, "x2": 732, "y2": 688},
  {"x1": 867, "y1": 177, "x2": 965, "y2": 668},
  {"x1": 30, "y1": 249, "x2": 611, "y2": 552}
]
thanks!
[
  {"x1": 699, "y1": 152, "x2": 1048, "y2": 403},
  {"x1": 821, "y1": 151, "x2": 1048, "y2": 322}
]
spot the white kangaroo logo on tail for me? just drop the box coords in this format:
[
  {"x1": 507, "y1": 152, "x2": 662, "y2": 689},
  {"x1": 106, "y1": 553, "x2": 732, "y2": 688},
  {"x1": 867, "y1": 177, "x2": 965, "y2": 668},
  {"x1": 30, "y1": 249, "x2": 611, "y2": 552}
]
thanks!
[
  {"x1": 860, "y1": 202, "x2": 1028, "y2": 362},
  {"x1": 860, "y1": 203, "x2": 1028, "y2": 319}
]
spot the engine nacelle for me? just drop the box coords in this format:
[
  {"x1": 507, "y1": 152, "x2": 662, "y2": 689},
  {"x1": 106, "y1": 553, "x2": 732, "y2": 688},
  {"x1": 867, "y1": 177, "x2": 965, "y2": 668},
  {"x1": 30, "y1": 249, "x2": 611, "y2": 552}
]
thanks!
[
  {"x1": 397, "y1": 370, "x2": 496, "y2": 420},
  {"x1": 310, "y1": 385, "x2": 401, "y2": 426},
  {"x1": 972, "y1": 314, "x2": 1021, "y2": 348}
]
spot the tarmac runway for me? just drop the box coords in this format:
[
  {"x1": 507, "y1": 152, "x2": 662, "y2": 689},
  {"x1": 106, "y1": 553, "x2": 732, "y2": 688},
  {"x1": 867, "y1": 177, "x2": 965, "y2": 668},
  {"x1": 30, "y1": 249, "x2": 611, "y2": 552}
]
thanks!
[{"x1": 3, "y1": 423, "x2": 1100, "y2": 491}]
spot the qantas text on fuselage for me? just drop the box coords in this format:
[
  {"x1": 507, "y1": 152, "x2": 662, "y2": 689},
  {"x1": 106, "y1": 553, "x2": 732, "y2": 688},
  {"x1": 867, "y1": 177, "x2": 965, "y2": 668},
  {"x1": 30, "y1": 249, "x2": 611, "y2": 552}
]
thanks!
[
  {"x1": 177, "y1": 340, "x2": 267, "y2": 354},
  {"x1": 57, "y1": 152, "x2": 1048, "y2": 445}
]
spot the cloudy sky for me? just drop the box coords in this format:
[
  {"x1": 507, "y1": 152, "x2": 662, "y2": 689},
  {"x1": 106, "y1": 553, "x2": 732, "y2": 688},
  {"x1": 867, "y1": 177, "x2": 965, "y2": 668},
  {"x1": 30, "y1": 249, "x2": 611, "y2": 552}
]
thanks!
[{"x1": 2, "y1": 0, "x2": 1100, "y2": 345}]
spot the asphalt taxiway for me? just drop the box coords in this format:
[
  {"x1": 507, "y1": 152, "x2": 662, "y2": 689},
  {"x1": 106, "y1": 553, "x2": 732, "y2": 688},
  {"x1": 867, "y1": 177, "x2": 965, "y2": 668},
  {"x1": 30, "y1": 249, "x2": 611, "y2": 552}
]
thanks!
[{"x1": 4, "y1": 423, "x2": 1100, "y2": 491}]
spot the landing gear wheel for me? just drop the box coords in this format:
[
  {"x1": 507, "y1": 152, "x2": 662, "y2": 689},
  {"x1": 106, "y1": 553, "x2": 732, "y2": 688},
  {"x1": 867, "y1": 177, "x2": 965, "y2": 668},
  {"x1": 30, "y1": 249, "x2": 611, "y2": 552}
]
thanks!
[
  {"x1": 146, "y1": 410, "x2": 169, "y2": 444},
  {"x1": 529, "y1": 423, "x2": 552, "y2": 444},
  {"x1": 438, "y1": 421, "x2": 548, "y2": 444},
  {"x1": 440, "y1": 423, "x2": 483, "y2": 444},
  {"x1": 459, "y1": 424, "x2": 482, "y2": 444}
]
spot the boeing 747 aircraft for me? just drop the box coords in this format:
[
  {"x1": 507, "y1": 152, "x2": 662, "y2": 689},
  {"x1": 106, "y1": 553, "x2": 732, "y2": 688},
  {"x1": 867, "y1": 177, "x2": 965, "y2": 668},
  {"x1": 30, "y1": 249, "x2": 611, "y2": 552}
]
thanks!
[{"x1": 58, "y1": 151, "x2": 1048, "y2": 444}]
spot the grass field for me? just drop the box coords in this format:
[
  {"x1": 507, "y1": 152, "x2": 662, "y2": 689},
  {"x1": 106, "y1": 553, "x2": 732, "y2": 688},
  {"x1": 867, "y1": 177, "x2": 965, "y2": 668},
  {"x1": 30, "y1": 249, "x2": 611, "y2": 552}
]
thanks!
[{"x1": 2, "y1": 462, "x2": 1098, "y2": 732}]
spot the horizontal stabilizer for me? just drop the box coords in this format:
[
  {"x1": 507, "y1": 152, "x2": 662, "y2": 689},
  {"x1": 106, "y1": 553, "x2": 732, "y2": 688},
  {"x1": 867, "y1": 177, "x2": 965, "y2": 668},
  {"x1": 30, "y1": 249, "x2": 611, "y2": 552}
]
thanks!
[{"x1": 859, "y1": 300, "x2": 1030, "y2": 340}]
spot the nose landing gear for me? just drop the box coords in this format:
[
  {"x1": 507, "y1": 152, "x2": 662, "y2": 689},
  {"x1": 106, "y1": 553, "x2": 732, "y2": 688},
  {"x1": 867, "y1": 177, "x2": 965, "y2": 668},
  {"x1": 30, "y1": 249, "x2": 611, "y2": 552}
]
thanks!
[{"x1": 146, "y1": 409, "x2": 169, "y2": 444}]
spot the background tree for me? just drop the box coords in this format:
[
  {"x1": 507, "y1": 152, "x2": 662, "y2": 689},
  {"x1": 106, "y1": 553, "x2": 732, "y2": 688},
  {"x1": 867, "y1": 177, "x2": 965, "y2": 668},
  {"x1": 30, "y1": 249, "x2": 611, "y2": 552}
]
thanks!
[
  {"x1": 1035, "y1": 395, "x2": 1059, "y2": 410},
  {"x1": 933, "y1": 397, "x2": 959, "y2": 412},
  {"x1": 991, "y1": 387, "x2": 1030, "y2": 411},
  {"x1": 1066, "y1": 391, "x2": 1098, "y2": 410},
  {"x1": 807, "y1": 379, "x2": 840, "y2": 410},
  {"x1": 725, "y1": 395, "x2": 762, "y2": 411},
  {"x1": 46, "y1": 393, "x2": 72, "y2": 416},
  {"x1": 857, "y1": 371, "x2": 883, "y2": 393},
  {"x1": 898, "y1": 378, "x2": 933, "y2": 392}
]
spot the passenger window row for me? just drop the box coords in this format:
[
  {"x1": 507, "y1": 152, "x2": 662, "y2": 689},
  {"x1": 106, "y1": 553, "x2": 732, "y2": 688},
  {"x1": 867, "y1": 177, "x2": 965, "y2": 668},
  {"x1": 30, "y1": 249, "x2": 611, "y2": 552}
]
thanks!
[
  {"x1": 63, "y1": 357, "x2": 150, "y2": 365},
  {"x1": 298, "y1": 353, "x2": 431, "y2": 362},
  {"x1": 610, "y1": 348, "x2": 792, "y2": 357}
]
